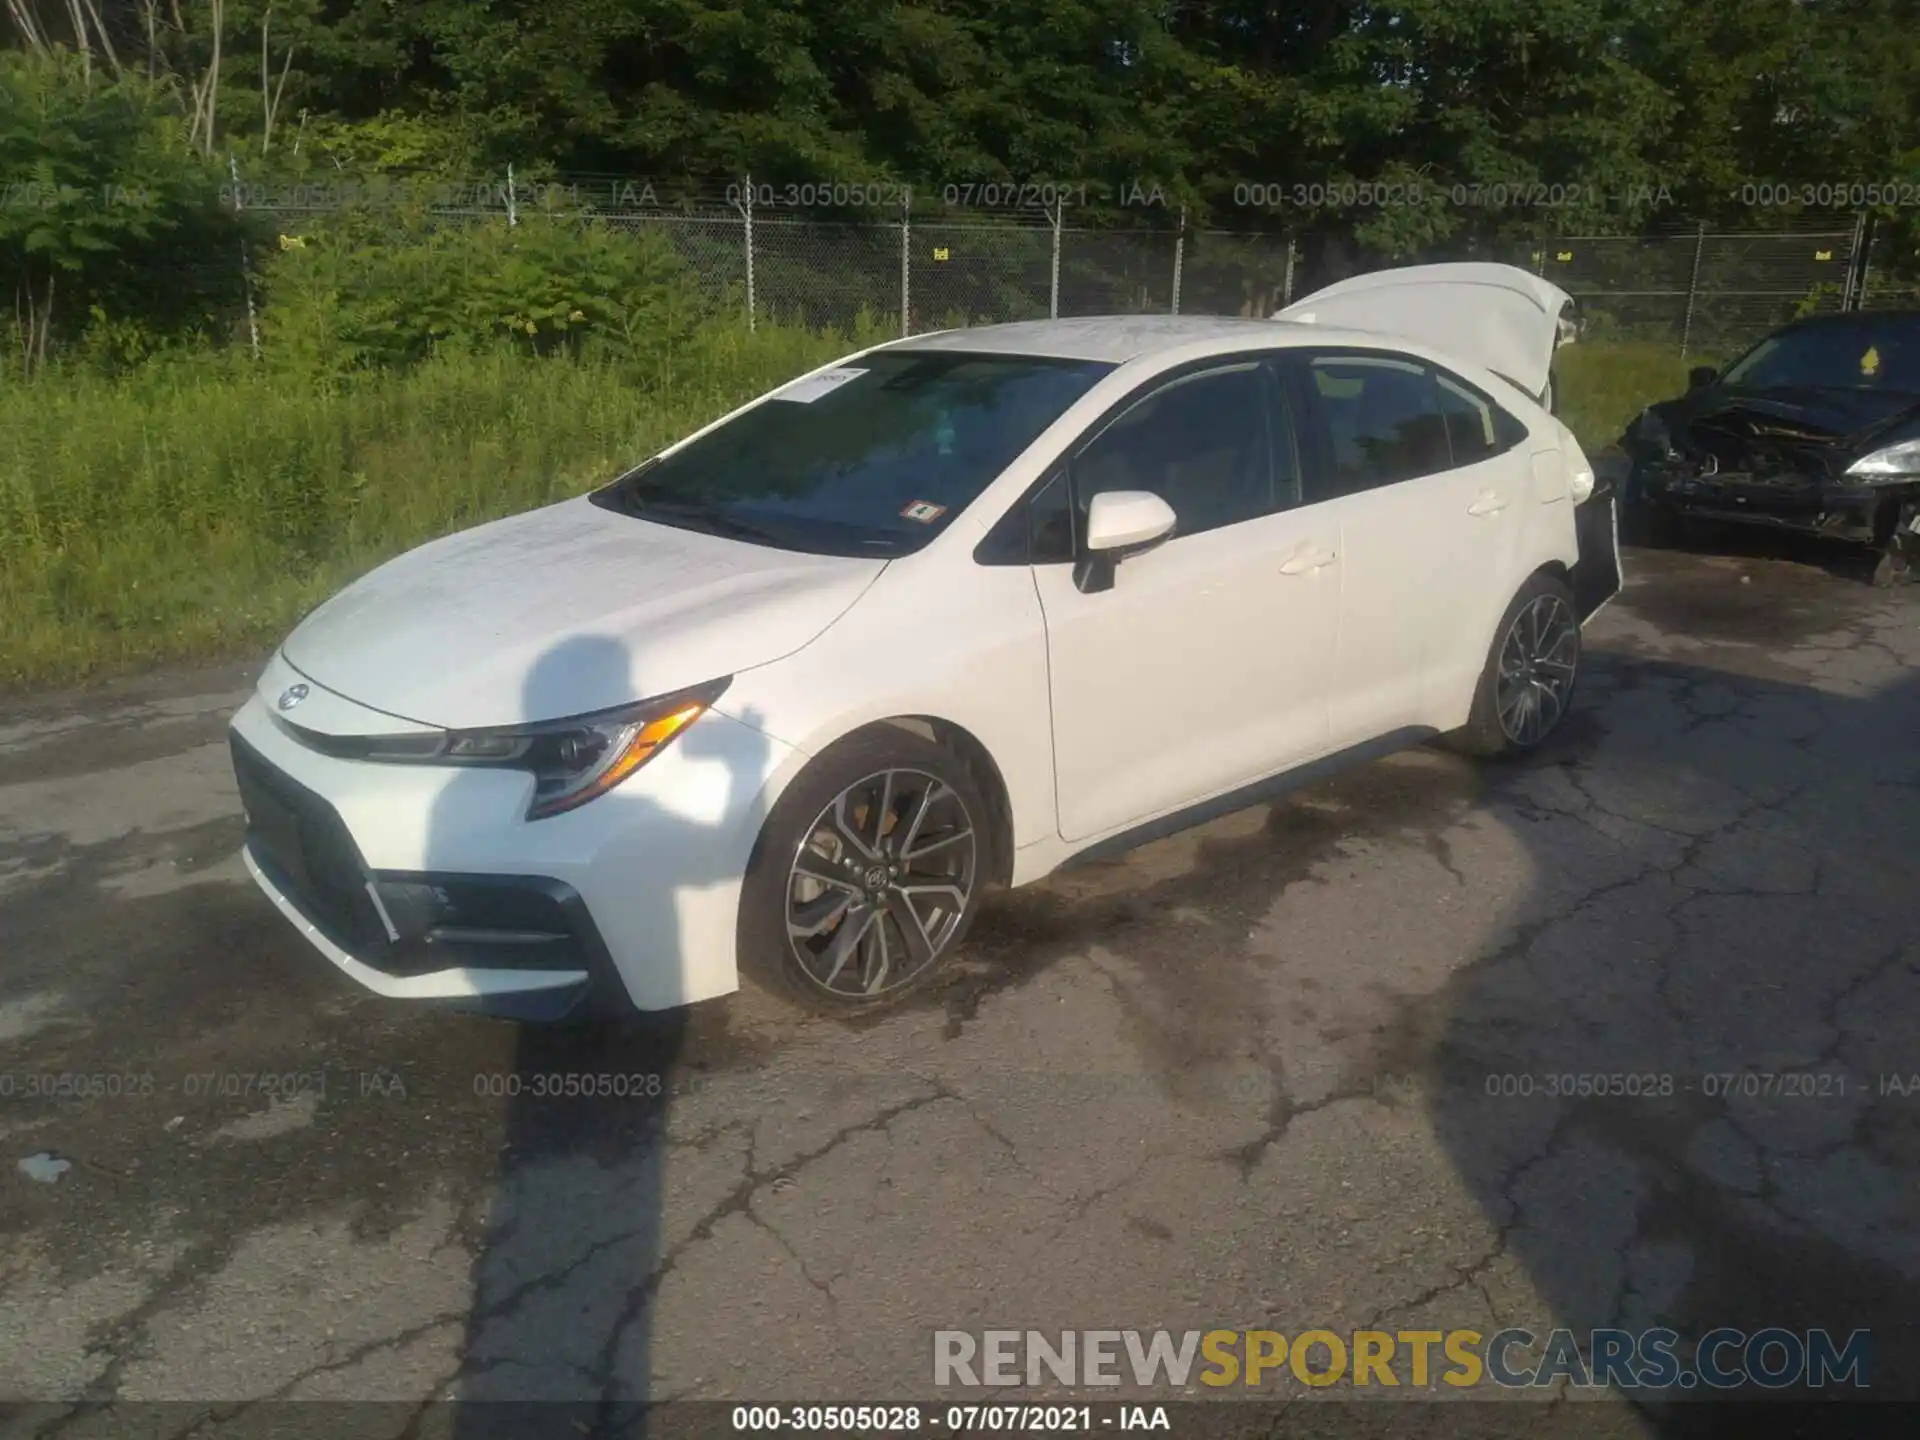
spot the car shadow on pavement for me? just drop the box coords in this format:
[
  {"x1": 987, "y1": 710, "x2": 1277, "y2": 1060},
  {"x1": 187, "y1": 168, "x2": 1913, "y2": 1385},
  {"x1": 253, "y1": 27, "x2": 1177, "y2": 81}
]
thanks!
[
  {"x1": 1629, "y1": 517, "x2": 1896, "y2": 589},
  {"x1": 1409, "y1": 652, "x2": 1920, "y2": 1425},
  {"x1": 436, "y1": 636, "x2": 775, "y2": 1439}
]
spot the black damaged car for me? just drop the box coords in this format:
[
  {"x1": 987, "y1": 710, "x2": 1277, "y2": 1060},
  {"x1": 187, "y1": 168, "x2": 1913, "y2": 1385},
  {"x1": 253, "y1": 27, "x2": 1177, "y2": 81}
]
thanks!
[{"x1": 1619, "y1": 310, "x2": 1920, "y2": 584}]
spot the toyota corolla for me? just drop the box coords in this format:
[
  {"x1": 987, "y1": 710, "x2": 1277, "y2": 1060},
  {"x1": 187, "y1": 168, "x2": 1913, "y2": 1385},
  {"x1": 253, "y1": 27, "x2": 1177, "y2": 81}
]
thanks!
[{"x1": 230, "y1": 264, "x2": 1621, "y2": 1020}]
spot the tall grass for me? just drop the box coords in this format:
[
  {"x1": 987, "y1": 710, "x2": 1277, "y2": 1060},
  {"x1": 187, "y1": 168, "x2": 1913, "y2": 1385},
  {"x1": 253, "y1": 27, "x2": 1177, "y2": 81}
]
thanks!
[
  {"x1": 1554, "y1": 339, "x2": 1724, "y2": 455},
  {"x1": 0, "y1": 319, "x2": 889, "y2": 686},
  {"x1": 3, "y1": 328, "x2": 1689, "y2": 689}
]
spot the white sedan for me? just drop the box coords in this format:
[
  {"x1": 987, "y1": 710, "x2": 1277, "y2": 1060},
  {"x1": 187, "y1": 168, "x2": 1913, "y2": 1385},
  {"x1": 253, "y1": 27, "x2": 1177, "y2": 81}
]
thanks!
[{"x1": 230, "y1": 264, "x2": 1621, "y2": 1019}]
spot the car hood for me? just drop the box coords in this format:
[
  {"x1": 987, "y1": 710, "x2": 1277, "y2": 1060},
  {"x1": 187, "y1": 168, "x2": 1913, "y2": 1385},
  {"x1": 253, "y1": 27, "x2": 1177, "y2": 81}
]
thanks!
[
  {"x1": 1670, "y1": 385, "x2": 1920, "y2": 449},
  {"x1": 1275, "y1": 262, "x2": 1572, "y2": 401},
  {"x1": 281, "y1": 496, "x2": 886, "y2": 730}
]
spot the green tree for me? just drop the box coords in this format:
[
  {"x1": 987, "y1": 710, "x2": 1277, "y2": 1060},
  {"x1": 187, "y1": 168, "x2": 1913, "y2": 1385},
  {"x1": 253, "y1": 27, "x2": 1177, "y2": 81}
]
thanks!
[{"x1": 0, "y1": 48, "x2": 247, "y2": 373}]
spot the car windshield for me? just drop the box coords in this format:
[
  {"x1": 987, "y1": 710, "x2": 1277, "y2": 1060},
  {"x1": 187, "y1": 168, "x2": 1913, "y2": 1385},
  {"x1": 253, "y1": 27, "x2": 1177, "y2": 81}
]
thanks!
[
  {"x1": 1717, "y1": 318, "x2": 1920, "y2": 394},
  {"x1": 594, "y1": 350, "x2": 1113, "y2": 556}
]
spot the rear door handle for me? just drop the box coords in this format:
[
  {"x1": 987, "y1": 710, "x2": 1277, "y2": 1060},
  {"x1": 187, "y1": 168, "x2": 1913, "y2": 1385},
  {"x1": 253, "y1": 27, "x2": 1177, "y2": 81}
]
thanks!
[
  {"x1": 1279, "y1": 545, "x2": 1337, "y2": 575},
  {"x1": 1467, "y1": 491, "x2": 1508, "y2": 517}
]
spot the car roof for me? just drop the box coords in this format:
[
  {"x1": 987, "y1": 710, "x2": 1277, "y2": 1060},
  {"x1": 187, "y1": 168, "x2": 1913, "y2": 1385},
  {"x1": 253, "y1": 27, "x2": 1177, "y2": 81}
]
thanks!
[{"x1": 881, "y1": 314, "x2": 1363, "y2": 365}]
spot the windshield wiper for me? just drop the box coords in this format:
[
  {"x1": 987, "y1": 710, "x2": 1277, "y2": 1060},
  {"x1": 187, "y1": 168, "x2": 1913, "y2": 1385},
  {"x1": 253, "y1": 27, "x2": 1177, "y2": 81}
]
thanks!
[{"x1": 626, "y1": 495, "x2": 788, "y2": 545}]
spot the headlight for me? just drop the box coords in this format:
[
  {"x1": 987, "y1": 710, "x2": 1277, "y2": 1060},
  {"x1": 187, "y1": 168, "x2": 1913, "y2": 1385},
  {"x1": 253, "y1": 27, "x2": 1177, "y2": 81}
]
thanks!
[
  {"x1": 286, "y1": 677, "x2": 730, "y2": 820},
  {"x1": 1845, "y1": 438, "x2": 1920, "y2": 480}
]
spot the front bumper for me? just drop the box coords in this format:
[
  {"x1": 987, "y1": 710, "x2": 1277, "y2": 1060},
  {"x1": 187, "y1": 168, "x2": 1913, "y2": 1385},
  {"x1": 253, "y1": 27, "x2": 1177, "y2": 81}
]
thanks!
[
  {"x1": 1572, "y1": 469, "x2": 1624, "y2": 620},
  {"x1": 229, "y1": 665, "x2": 795, "y2": 1014},
  {"x1": 242, "y1": 846, "x2": 601, "y2": 1021},
  {"x1": 233, "y1": 728, "x2": 626, "y2": 1020},
  {"x1": 1631, "y1": 461, "x2": 1889, "y2": 542}
]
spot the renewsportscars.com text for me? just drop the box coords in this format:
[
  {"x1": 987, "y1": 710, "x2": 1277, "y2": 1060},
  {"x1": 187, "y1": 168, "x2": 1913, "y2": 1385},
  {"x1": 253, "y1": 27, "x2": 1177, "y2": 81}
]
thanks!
[{"x1": 933, "y1": 1327, "x2": 1871, "y2": 1391}]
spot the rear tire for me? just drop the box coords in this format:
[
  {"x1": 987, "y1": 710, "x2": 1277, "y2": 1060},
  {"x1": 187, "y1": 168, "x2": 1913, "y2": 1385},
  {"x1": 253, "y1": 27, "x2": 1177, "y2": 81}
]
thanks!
[
  {"x1": 1447, "y1": 572, "x2": 1581, "y2": 760},
  {"x1": 738, "y1": 727, "x2": 993, "y2": 1015}
]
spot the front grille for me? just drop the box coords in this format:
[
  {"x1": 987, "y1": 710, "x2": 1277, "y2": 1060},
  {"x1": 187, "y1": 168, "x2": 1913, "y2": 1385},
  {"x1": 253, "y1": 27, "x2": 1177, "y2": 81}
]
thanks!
[
  {"x1": 232, "y1": 732, "x2": 618, "y2": 1012},
  {"x1": 231, "y1": 732, "x2": 387, "y2": 948}
]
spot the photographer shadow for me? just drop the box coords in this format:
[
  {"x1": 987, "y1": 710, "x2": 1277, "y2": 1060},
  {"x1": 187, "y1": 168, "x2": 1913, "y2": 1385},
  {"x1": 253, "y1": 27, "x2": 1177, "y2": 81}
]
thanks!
[{"x1": 431, "y1": 635, "x2": 777, "y2": 1437}]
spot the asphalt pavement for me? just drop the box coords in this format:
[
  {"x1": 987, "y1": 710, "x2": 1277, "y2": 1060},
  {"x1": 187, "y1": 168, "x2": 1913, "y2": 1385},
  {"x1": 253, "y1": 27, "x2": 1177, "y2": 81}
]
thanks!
[{"x1": 1, "y1": 540, "x2": 1916, "y2": 1437}]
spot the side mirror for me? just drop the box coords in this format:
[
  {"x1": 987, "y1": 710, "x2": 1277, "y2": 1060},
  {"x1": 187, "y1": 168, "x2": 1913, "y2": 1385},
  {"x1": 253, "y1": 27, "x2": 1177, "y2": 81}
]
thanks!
[
  {"x1": 1074, "y1": 490, "x2": 1177, "y2": 594},
  {"x1": 1085, "y1": 490, "x2": 1176, "y2": 552},
  {"x1": 1687, "y1": 365, "x2": 1717, "y2": 391}
]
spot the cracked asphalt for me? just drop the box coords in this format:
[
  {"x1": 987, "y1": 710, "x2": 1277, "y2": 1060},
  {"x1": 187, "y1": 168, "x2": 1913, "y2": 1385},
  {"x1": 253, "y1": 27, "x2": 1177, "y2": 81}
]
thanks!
[{"x1": 1, "y1": 540, "x2": 1916, "y2": 1435}]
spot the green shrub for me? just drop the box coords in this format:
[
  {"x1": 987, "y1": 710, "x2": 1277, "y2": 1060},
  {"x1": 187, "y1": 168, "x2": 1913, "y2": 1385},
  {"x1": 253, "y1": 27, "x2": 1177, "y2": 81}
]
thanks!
[
  {"x1": 259, "y1": 212, "x2": 713, "y2": 376},
  {"x1": 0, "y1": 51, "x2": 251, "y2": 375}
]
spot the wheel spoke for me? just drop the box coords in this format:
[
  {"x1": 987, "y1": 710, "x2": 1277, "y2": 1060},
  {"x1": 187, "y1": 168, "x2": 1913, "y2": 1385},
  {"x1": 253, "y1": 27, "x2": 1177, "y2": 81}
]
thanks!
[
  {"x1": 862, "y1": 912, "x2": 892, "y2": 994},
  {"x1": 792, "y1": 850, "x2": 861, "y2": 894},
  {"x1": 819, "y1": 903, "x2": 877, "y2": 986},
  {"x1": 1534, "y1": 679, "x2": 1564, "y2": 730},
  {"x1": 1510, "y1": 683, "x2": 1536, "y2": 742},
  {"x1": 872, "y1": 770, "x2": 896, "y2": 852},
  {"x1": 902, "y1": 825, "x2": 972, "y2": 863},
  {"x1": 1498, "y1": 680, "x2": 1528, "y2": 722},
  {"x1": 830, "y1": 792, "x2": 879, "y2": 860},
  {"x1": 789, "y1": 888, "x2": 853, "y2": 938},
  {"x1": 895, "y1": 780, "x2": 945, "y2": 857},
  {"x1": 885, "y1": 889, "x2": 937, "y2": 969},
  {"x1": 899, "y1": 880, "x2": 967, "y2": 908}
]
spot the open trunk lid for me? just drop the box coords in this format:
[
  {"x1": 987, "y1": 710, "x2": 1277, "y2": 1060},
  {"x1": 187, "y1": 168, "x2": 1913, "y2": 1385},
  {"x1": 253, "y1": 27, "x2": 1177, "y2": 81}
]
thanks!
[{"x1": 1275, "y1": 262, "x2": 1574, "y2": 403}]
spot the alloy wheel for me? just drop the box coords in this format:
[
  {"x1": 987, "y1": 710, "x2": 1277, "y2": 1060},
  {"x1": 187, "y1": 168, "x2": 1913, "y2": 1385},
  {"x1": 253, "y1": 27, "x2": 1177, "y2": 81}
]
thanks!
[
  {"x1": 785, "y1": 768, "x2": 977, "y2": 999},
  {"x1": 1496, "y1": 593, "x2": 1578, "y2": 746}
]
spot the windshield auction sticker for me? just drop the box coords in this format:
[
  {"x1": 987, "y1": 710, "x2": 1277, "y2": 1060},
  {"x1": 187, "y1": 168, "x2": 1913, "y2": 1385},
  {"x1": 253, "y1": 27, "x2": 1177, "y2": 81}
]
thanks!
[
  {"x1": 772, "y1": 367, "x2": 867, "y2": 403},
  {"x1": 901, "y1": 501, "x2": 948, "y2": 523}
]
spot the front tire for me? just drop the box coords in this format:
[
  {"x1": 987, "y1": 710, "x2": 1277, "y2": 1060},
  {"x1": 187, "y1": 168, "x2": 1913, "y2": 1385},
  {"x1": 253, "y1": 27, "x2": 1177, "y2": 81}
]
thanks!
[
  {"x1": 1448, "y1": 572, "x2": 1581, "y2": 759},
  {"x1": 738, "y1": 727, "x2": 992, "y2": 1015}
]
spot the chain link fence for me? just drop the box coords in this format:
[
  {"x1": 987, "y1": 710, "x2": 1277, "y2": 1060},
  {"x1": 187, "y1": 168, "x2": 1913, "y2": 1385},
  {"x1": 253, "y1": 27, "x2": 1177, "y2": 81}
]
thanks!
[
  {"x1": 238, "y1": 172, "x2": 1920, "y2": 355},
  {"x1": 1539, "y1": 222, "x2": 1868, "y2": 356},
  {"x1": 1858, "y1": 220, "x2": 1920, "y2": 311},
  {"x1": 910, "y1": 221, "x2": 1053, "y2": 329}
]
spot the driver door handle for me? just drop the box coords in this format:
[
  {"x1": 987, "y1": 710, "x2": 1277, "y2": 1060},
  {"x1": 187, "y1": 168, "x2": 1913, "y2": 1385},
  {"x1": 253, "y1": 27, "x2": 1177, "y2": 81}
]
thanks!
[
  {"x1": 1279, "y1": 544, "x2": 1338, "y2": 575},
  {"x1": 1467, "y1": 490, "x2": 1508, "y2": 517}
]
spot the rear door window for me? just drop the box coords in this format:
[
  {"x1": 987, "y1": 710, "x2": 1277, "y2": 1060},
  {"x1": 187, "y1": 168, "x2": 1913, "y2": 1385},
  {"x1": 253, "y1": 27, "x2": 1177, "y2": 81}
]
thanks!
[{"x1": 1304, "y1": 355, "x2": 1451, "y2": 501}]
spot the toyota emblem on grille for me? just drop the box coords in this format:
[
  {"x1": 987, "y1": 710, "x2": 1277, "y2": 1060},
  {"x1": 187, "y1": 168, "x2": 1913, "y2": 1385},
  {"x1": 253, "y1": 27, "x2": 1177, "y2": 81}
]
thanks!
[{"x1": 277, "y1": 684, "x2": 310, "y2": 712}]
